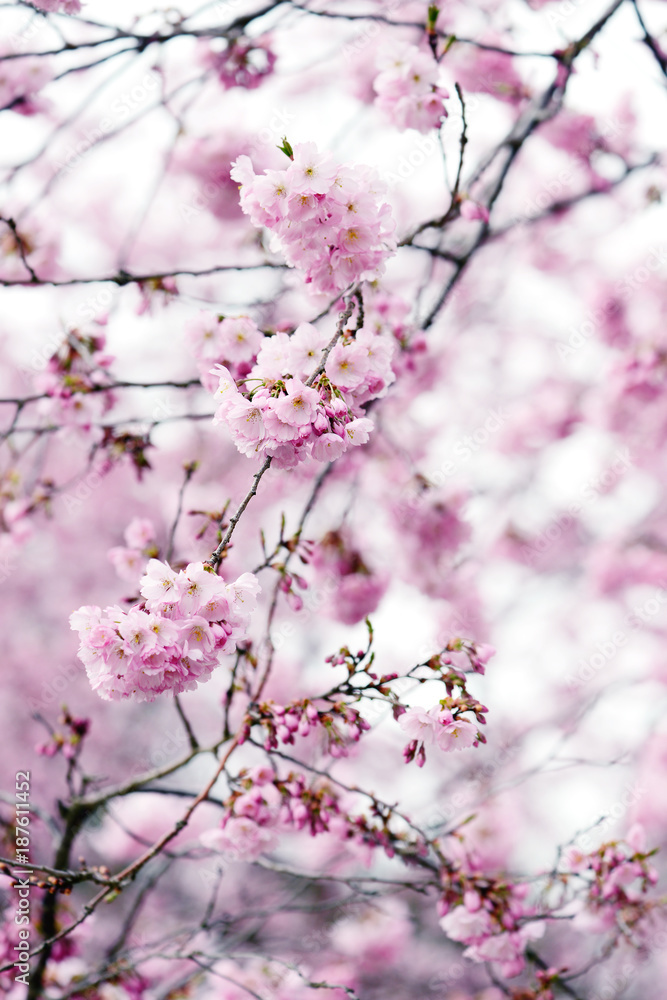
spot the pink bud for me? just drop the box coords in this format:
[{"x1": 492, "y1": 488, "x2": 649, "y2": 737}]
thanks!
[
  {"x1": 292, "y1": 801, "x2": 309, "y2": 829},
  {"x1": 460, "y1": 199, "x2": 489, "y2": 223},
  {"x1": 464, "y1": 889, "x2": 482, "y2": 912},
  {"x1": 306, "y1": 703, "x2": 319, "y2": 723},
  {"x1": 330, "y1": 396, "x2": 348, "y2": 417},
  {"x1": 286, "y1": 590, "x2": 303, "y2": 612},
  {"x1": 312, "y1": 410, "x2": 329, "y2": 435}
]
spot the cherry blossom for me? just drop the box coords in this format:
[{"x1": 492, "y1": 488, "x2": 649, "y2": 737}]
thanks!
[
  {"x1": 230, "y1": 142, "x2": 396, "y2": 295},
  {"x1": 373, "y1": 44, "x2": 450, "y2": 133},
  {"x1": 70, "y1": 560, "x2": 260, "y2": 701},
  {"x1": 210, "y1": 316, "x2": 395, "y2": 468}
]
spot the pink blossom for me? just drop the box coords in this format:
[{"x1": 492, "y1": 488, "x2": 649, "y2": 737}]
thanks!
[
  {"x1": 464, "y1": 889, "x2": 482, "y2": 912},
  {"x1": 124, "y1": 518, "x2": 155, "y2": 550},
  {"x1": 225, "y1": 571, "x2": 262, "y2": 629},
  {"x1": 561, "y1": 845, "x2": 589, "y2": 872},
  {"x1": 289, "y1": 142, "x2": 337, "y2": 195},
  {"x1": 311, "y1": 433, "x2": 346, "y2": 462},
  {"x1": 179, "y1": 562, "x2": 224, "y2": 615},
  {"x1": 271, "y1": 379, "x2": 320, "y2": 426},
  {"x1": 572, "y1": 903, "x2": 618, "y2": 934},
  {"x1": 465, "y1": 930, "x2": 521, "y2": 963},
  {"x1": 460, "y1": 199, "x2": 490, "y2": 223},
  {"x1": 118, "y1": 609, "x2": 158, "y2": 655},
  {"x1": 439, "y1": 905, "x2": 493, "y2": 941},
  {"x1": 398, "y1": 706, "x2": 442, "y2": 746},
  {"x1": 288, "y1": 323, "x2": 329, "y2": 378},
  {"x1": 210, "y1": 323, "x2": 393, "y2": 467},
  {"x1": 187, "y1": 311, "x2": 226, "y2": 361},
  {"x1": 231, "y1": 143, "x2": 395, "y2": 295},
  {"x1": 446, "y1": 44, "x2": 527, "y2": 104},
  {"x1": 325, "y1": 342, "x2": 370, "y2": 389},
  {"x1": 145, "y1": 612, "x2": 180, "y2": 647},
  {"x1": 68, "y1": 605, "x2": 102, "y2": 635},
  {"x1": 179, "y1": 616, "x2": 216, "y2": 660},
  {"x1": 398, "y1": 705, "x2": 478, "y2": 754},
  {"x1": 70, "y1": 561, "x2": 260, "y2": 701},
  {"x1": 474, "y1": 643, "x2": 496, "y2": 667},
  {"x1": 107, "y1": 546, "x2": 145, "y2": 583},
  {"x1": 187, "y1": 312, "x2": 264, "y2": 391},
  {"x1": 211, "y1": 364, "x2": 240, "y2": 408},
  {"x1": 218, "y1": 316, "x2": 263, "y2": 363},
  {"x1": 201, "y1": 35, "x2": 276, "y2": 91},
  {"x1": 332, "y1": 571, "x2": 387, "y2": 625},
  {"x1": 140, "y1": 558, "x2": 181, "y2": 604},
  {"x1": 343, "y1": 417, "x2": 374, "y2": 446},
  {"x1": 30, "y1": 0, "x2": 81, "y2": 13},
  {"x1": 330, "y1": 899, "x2": 411, "y2": 971},
  {"x1": 373, "y1": 45, "x2": 449, "y2": 133},
  {"x1": 201, "y1": 816, "x2": 279, "y2": 860},
  {"x1": 436, "y1": 717, "x2": 479, "y2": 751},
  {"x1": 253, "y1": 331, "x2": 294, "y2": 380},
  {"x1": 225, "y1": 396, "x2": 266, "y2": 442}
]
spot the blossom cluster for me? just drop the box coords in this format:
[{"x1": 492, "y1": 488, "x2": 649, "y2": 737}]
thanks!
[
  {"x1": 361, "y1": 289, "x2": 444, "y2": 390},
  {"x1": 201, "y1": 766, "x2": 427, "y2": 864},
  {"x1": 321, "y1": 632, "x2": 492, "y2": 770},
  {"x1": 446, "y1": 44, "x2": 528, "y2": 105},
  {"x1": 394, "y1": 484, "x2": 472, "y2": 598},
  {"x1": 395, "y1": 641, "x2": 494, "y2": 765},
  {"x1": 201, "y1": 35, "x2": 276, "y2": 90},
  {"x1": 35, "y1": 707, "x2": 89, "y2": 760},
  {"x1": 439, "y1": 880, "x2": 545, "y2": 979},
  {"x1": 243, "y1": 697, "x2": 372, "y2": 758},
  {"x1": 562, "y1": 823, "x2": 659, "y2": 933},
  {"x1": 0, "y1": 905, "x2": 149, "y2": 1000},
  {"x1": 311, "y1": 529, "x2": 388, "y2": 625},
  {"x1": 438, "y1": 638, "x2": 496, "y2": 675},
  {"x1": 211, "y1": 319, "x2": 395, "y2": 469},
  {"x1": 0, "y1": 56, "x2": 53, "y2": 116},
  {"x1": 602, "y1": 349, "x2": 667, "y2": 454},
  {"x1": 434, "y1": 822, "x2": 660, "y2": 982},
  {"x1": 32, "y1": 0, "x2": 82, "y2": 11},
  {"x1": 398, "y1": 705, "x2": 480, "y2": 763},
  {"x1": 373, "y1": 45, "x2": 449, "y2": 133},
  {"x1": 202, "y1": 767, "x2": 345, "y2": 861},
  {"x1": 70, "y1": 559, "x2": 260, "y2": 701},
  {"x1": 33, "y1": 330, "x2": 116, "y2": 430},
  {"x1": 230, "y1": 142, "x2": 396, "y2": 294}
]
